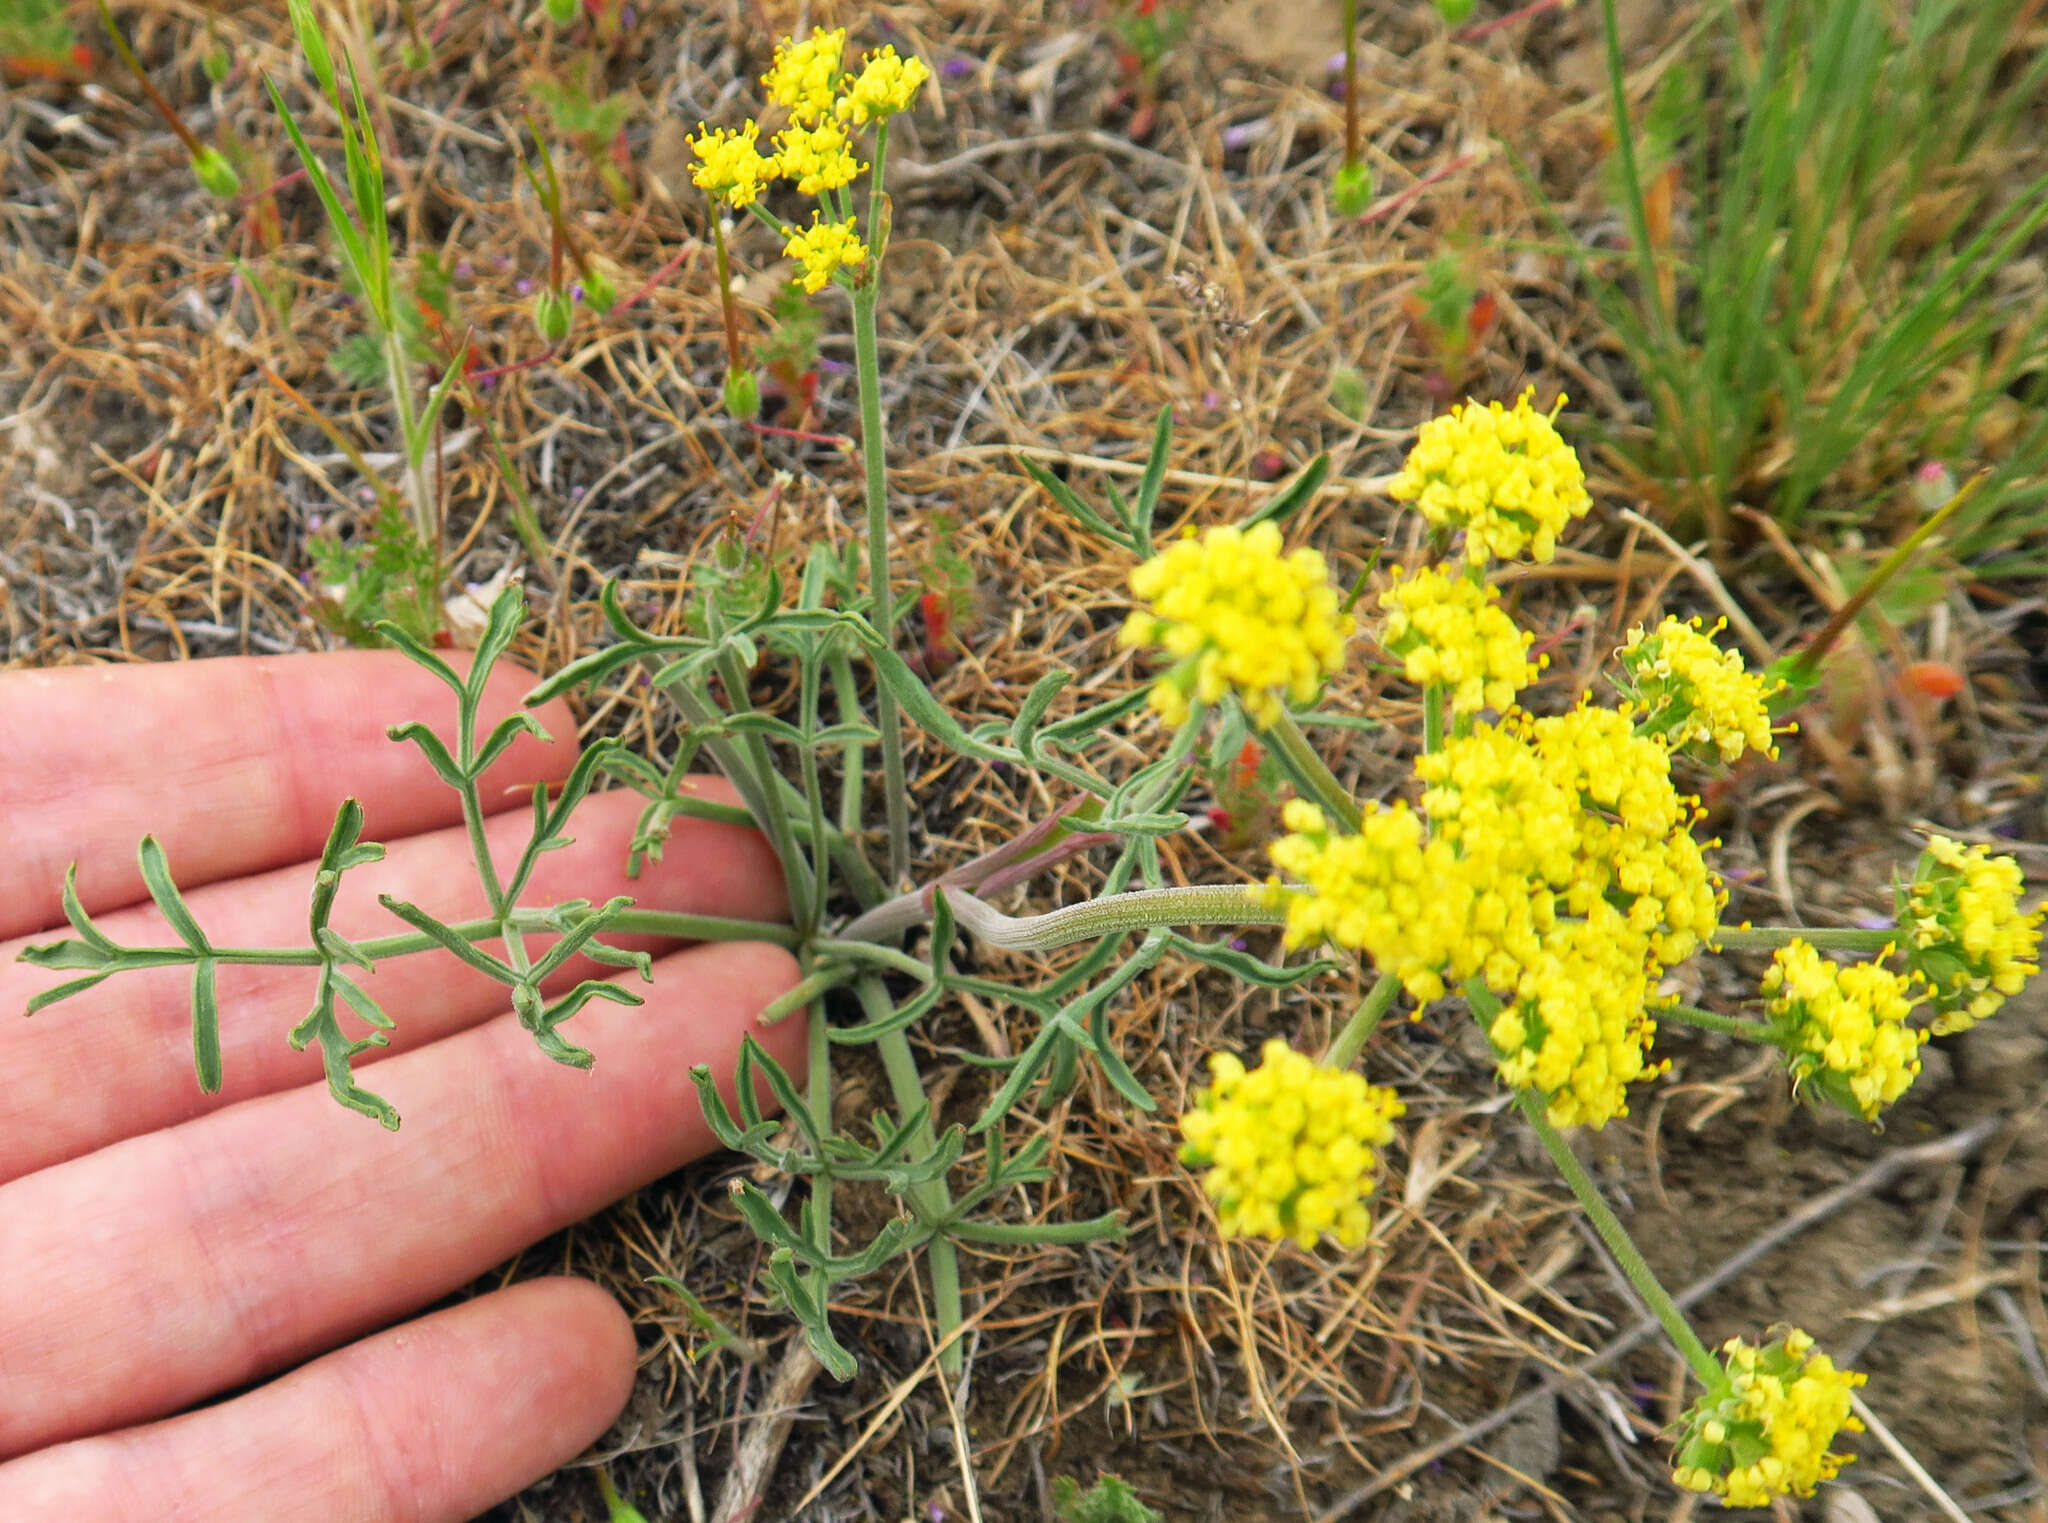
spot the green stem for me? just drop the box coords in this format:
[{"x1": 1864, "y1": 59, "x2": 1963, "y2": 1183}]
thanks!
[
  {"x1": 1341, "y1": 0, "x2": 1360, "y2": 170},
  {"x1": 708, "y1": 211, "x2": 746, "y2": 374},
  {"x1": 195, "y1": 908, "x2": 802, "y2": 966},
  {"x1": 866, "y1": 976, "x2": 963, "y2": 1382},
  {"x1": 851, "y1": 282, "x2": 910, "y2": 889},
  {"x1": 1261, "y1": 709, "x2": 1362, "y2": 831},
  {"x1": 805, "y1": 987, "x2": 834, "y2": 1278},
  {"x1": 848, "y1": 882, "x2": 1285, "y2": 952},
  {"x1": 1322, "y1": 971, "x2": 1400, "y2": 1069},
  {"x1": 828, "y1": 650, "x2": 869, "y2": 843},
  {"x1": 711, "y1": 647, "x2": 817, "y2": 930},
  {"x1": 1422, "y1": 682, "x2": 1445, "y2": 755},
  {"x1": 1515, "y1": 1087, "x2": 1722, "y2": 1385},
  {"x1": 1711, "y1": 926, "x2": 1895, "y2": 955},
  {"x1": 1663, "y1": 1003, "x2": 1777, "y2": 1041},
  {"x1": 385, "y1": 325, "x2": 439, "y2": 549}
]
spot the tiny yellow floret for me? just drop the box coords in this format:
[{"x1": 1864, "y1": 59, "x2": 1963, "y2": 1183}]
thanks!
[
  {"x1": 762, "y1": 28, "x2": 846, "y2": 126},
  {"x1": 837, "y1": 45, "x2": 932, "y2": 124},
  {"x1": 687, "y1": 121, "x2": 779, "y2": 209},
  {"x1": 1672, "y1": 1329, "x2": 1865, "y2": 1507},
  {"x1": 1378, "y1": 564, "x2": 1542, "y2": 716},
  {"x1": 1119, "y1": 521, "x2": 1349, "y2": 728},
  {"x1": 1386, "y1": 388, "x2": 1592, "y2": 564},
  {"x1": 1898, "y1": 834, "x2": 2045, "y2": 1032},
  {"x1": 783, "y1": 215, "x2": 869, "y2": 293},
  {"x1": 1619, "y1": 616, "x2": 1783, "y2": 762},
  {"x1": 1761, "y1": 940, "x2": 1924, "y2": 1120},
  {"x1": 1179, "y1": 1039, "x2": 1404, "y2": 1250}
]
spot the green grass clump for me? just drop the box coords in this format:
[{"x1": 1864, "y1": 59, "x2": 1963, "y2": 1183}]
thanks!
[{"x1": 1590, "y1": 0, "x2": 2048, "y2": 572}]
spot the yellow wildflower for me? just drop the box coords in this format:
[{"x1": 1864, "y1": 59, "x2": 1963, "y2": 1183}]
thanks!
[
  {"x1": 1761, "y1": 940, "x2": 1924, "y2": 1120},
  {"x1": 1618, "y1": 616, "x2": 1783, "y2": 762},
  {"x1": 687, "y1": 121, "x2": 779, "y2": 209},
  {"x1": 1526, "y1": 705, "x2": 1722, "y2": 974},
  {"x1": 1386, "y1": 388, "x2": 1593, "y2": 564},
  {"x1": 1673, "y1": 1329, "x2": 1865, "y2": 1507},
  {"x1": 837, "y1": 44, "x2": 931, "y2": 125},
  {"x1": 775, "y1": 117, "x2": 865, "y2": 197},
  {"x1": 1377, "y1": 564, "x2": 1542, "y2": 716},
  {"x1": 1179, "y1": 1039, "x2": 1404, "y2": 1250},
  {"x1": 1118, "y1": 522, "x2": 1349, "y2": 728},
  {"x1": 762, "y1": 28, "x2": 846, "y2": 126},
  {"x1": 1898, "y1": 834, "x2": 2045, "y2": 1032},
  {"x1": 783, "y1": 215, "x2": 868, "y2": 293},
  {"x1": 1488, "y1": 903, "x2": 1665, "y2": 1128}
]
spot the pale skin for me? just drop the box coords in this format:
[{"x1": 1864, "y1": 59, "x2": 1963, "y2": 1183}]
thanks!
[{"x1": 0, "y1": 651, "x2": 803, "y2": 1521}]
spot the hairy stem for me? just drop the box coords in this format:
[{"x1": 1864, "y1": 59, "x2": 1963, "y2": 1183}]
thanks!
[
  {"x1": 1261, "y1": 709, "x2": 1362, "y2": 831},
  {"x1": 851, "y1": 281, "x2": 910, "y2": 889},
  {"x1": 1322, "y1": 971, "x2": 1400, "y2": 1069},
  {"x1": 1711, "y1": 926, "x2": 1895, "y2": 954},
  {"x1": 1663, "y1": 1003, "x2": 1777, "y2": 1040}
]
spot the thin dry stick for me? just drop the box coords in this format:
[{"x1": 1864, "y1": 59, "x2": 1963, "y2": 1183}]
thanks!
[
  {"x1": 708, "y1": 1340, "x2": 824, "y2": 1523},
  {"x1": 1312, "y1": 1115, "x2": 2006, "y2": 1520},
  {"x1": 1615, "y1": 506, "x2": 1774, "y2": 663},
  {"x1": 1850, "y1": 1391, "x2": 1971, "y2": 1523}
]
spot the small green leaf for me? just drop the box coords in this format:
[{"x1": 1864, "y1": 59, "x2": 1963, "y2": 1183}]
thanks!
[
  {"x1": 1244, "y1": 453, "x2": 1332, "y2": 529},
  {"x1": 466, "y1": 582, "x2": 530, "y2": 703},
  {"x1": 370, "y1": 617, "x2": 466, "y2": 702},
  {"x1": 138, "y1": 837, "x2": 213, "y2": 954},
  {"x1": 472, "y1": 711, "x2": 549, "y2": 778},
  {"x1": 1132, "y1": 405, "x2": 1174, "y2": 542},
  {"x1": 24, "y1": 972, "x2": 115, "y2": 1015},
  {"x1": 1009, "y1": 670, "x2": 1073, "y2": 754},
  {"x1": 61, "y1": 862, "x2": 121, "y2": 955},
  {"x1": 384, "y1": 721, "x2": 469, "y2": 788},
  {"x1": 377, "y1": 895, "x2": 518, "y2": 982},
  {"x1": 191, "y1": 957, "x2": 223, "y2": 1093}
]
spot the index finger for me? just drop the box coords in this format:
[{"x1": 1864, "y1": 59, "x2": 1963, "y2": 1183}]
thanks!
[{"x1": 0, "y1": 651, "x2": 576, "y2": 940}]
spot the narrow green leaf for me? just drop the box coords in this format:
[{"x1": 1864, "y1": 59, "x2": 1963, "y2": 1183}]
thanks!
[
  {"x1": 376, "y1": 894, "x2": 517, "y2": 982},
  {"x1": 384, "y1": 721, "x2": 469, "y2": 787},
  {"x1": 191, "y1": 957, "x2": 223, "y2": 1093},
  {"x1": 763, "y1": 1252, "x2": 857, "y2": 1379},
  {"x1": 262, "y1": 76, "x2": 371, "y2": 289},
  {"x1": 61, "y1": 863, "x2": 121, "y2": 956},
  {"x1": 1244, "y1": 453, "x2": 1331, "y2": 529},
  {"x1": 138, "y1": 837, "x2": 213, "y2": 954},
  {"x1": 472, "y1": 711, "x2": 549, "y2": 779},
  {"x1": 333, "y1": 972, "x2": 395, "y2": 1031},
  {"x1": 466, "y1": 582, "x2": 529, "y2": 704},
  {"x1": 1132, "y1": 404, "x2": 1174, "y2": 542},
  {"x1": 1168, "y1": 934, "x2": 1343, "y2": 988},
  {"x1": 1016, "y1": 455, "x2": 1134, "y2": 550},
  {"x1": 527, "y1": 895, "x2": 638, "y2": 983},
  {"x1": 24, "y1": 971, "x2": 114, "y2": 1015},
  {"x1": 1009, "y1": 670, "x2": 1072, "y2": 754}
]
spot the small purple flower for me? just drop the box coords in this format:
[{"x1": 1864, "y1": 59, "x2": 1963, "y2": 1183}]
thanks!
[
  {"x1": 619, "y1": 2, "x2": 636, "y2": 24},
  {"x1": 307, "y1": 513, "x2": 324, "y2": 532},
  {"x1": 456, "y1": 260, "x2": 475, "y2": 279},
  {"x1": 516, "y1": 277, "x2": 535, "y2": 295},
  {"x1": 1229, "y1": 937, "x2": 1248, "y2": 952},
  {"x1": 571, "y1": 282, "x2": 586, "y2": 303},
  {"x1": 1221, "y1": 121, "x2": 1263, "y2": 151},
  {"x1": 818, "y1": 356, "x2": 852, "y2": 373},
  {"x1": 942, "y1": 56, "x2": 975, "y2": 78},
  {"x1": 570, "y1": 484, "x2": 586, "y2": 500},
  {"x1": 1856, "y1": 913, "x2": 1892, "y2": 931},
  {"x1": 1202, "y1": 389, "x2": 1220, "y2": 411}
]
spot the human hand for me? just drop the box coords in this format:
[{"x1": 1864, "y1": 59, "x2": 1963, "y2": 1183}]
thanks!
[{"x1": 0, "y1": 651, "x2": 802, "y2": 1520}]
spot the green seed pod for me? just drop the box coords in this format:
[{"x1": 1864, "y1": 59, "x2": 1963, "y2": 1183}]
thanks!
[
  {"x1": 723, "y1": 367, "x2": 761, "y2": 422},
  {"x1": 202, "y1": 48, "x2": 232, "y2": 85},
  {"x1": 1330, "y1": 160, "x2": 1374, "y2": 219},
  {"x1": 533, "y1": 288, "x2": 573, "y2": 343},
  {"x1": 583, "y1": 265, "x2": 618, "y2": 316},
  {"x1": 1434, "y1": 0, "x2": 1477, "y2": 22},
  {"x1": 191, "y1": 147, "x2": 242, "y2": 199},
  {"x1": 543, "y1": 0, "x2": 579, "y2": 25}
]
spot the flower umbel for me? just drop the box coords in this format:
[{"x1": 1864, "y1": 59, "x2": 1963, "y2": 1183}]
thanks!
[
  {"x1": 1179, "y1": 1039, "x2": 1404, "y2": 1249},
  {"x1": 783, "y1": 215, "x2": 869, "y2": 293},
  {"x1": 761, "y1": 27, "x2": 846, "y2": 126},
  {"x1": 837, "y1": 44, "x2": 931, "y2": 125},
  {"x1": 1377, "y1": 563, "x2": 1541, "y2": 716},
  {"x1": 687, "y1": 121, "x2": 779, "y2": 209},
  {"x1": 1617, "y1": 616, "x2": 1783, "y2": 763},
  {"x1": 1119, "y1": 521, "x2": 1349, "y2": 728},
  {"x1": 774, "y1": 117, "x2": 865, "y2": 197},
  {"x1": 1672, "y1": 1329, "x2": 1865, "y2": 1507},
  {"x1": 1898, "y1": 834, "x2": 2045, "y2": 1032},
  {"x1": 1385, "y1": 387, "x2": 1593, "y2": 564},
  {"x1": 1760, "y1": 940, "x2": 1924, "y2": 1120}
]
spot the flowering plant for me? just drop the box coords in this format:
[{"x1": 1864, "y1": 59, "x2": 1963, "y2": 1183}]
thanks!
[{"x1": 17, "y1": 17, "x2": 2045, "y2": 1513}]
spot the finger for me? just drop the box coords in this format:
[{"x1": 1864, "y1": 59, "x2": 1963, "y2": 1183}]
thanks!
[
  {"x1": 1, "y1": 782, "x2": 784, "y2": 1180},
  {"x1": 0, "y1": 938, "x2": 803, "y2": 1457},
  {"x1": 0, "y1": 651, "x2": 576, "y2": 940},
  {"x1": 0, "y1": 1276, "x2": 636, "y2": 1523}
]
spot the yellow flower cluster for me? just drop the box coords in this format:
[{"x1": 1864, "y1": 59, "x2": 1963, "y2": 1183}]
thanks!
[
  {"x1": 1260, "y1": 707, "x2": 1721, "y2": 1126},
  {"x1": 762, "y1": 28, "x2": 847, "y2": 125},
  {"x1": 687, "y1": 121, "x2": 780, "y2": 209},
  {"x1": 1385, "y1": 388, "x2": 1593, "y2": 565},
  {"x1": 1761, "y1": 940, "x2": 1924, "y2": 1120},
  {"x1": 688, "y1": 30, "x2": 928, "y2": 234},
  {"x1": 1179, "y1": 1039, "x2": 1404, "y2": 1250},
  {"x1": 1377, "y1": 564, "x2": 1542, "y2": 716},
  {"x1": 784, "y1": 216, "x2": 869, "y2": 294},
  {"x1": 1899, "y1": 834, "x2": 2045, "y2": 1033},
  {"x1": 1673, "y1": 1329, "x2": 1865, "y2": 1507},
  {"x1": 776, "y1": 117, "x2": 865, "y2": 197},
  {"x1": 837, "y1": 44, "x2": 932, "y2": 126},
  {"x1": 1119, "y1": 522, "x2": 1350, "y2": 728},
  {"x1": 1618, "y1": 616, "x2": 1782, "y2": 763}
]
